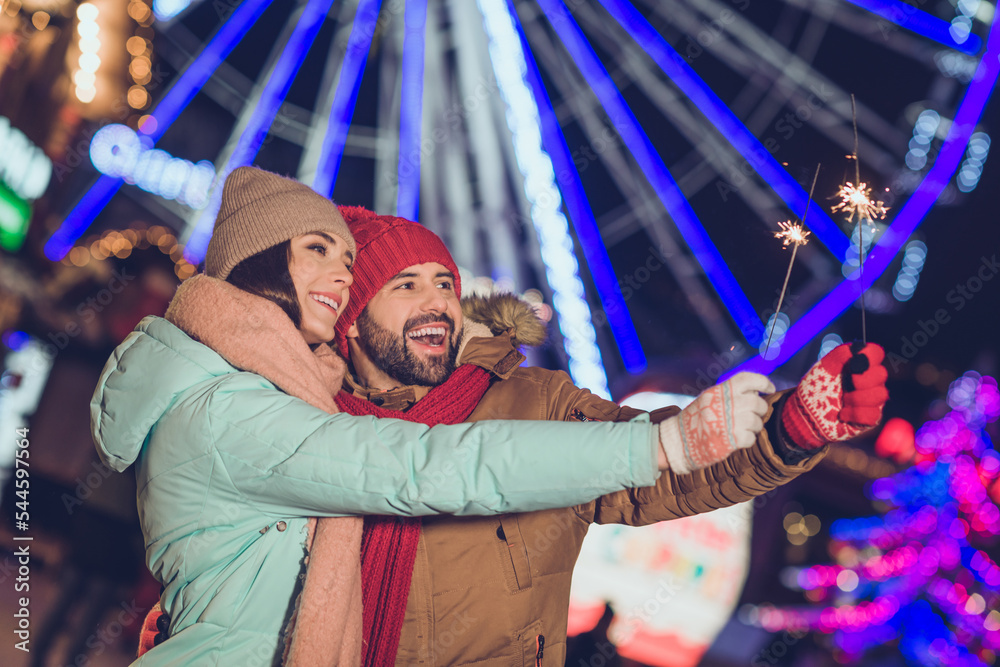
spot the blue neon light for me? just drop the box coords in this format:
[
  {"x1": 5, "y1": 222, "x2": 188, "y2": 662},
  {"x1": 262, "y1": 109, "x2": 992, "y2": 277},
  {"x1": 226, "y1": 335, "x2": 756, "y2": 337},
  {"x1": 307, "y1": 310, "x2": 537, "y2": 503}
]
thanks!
[
  {"x1": 311, "y1": 0, "x2": 383, "y2": 197},
  {"x1": 43, "y1": 0, "x2": 274, "y2": 260},
  {"x1": 730, "y1": 12, "x2": 1000, "y2": 376},
  {"x1": 599, "y1": 0, "x2": 849, "y2": 260},
  {"x1": 843, "y1": 0, "x2": 983, "y2": 55},
  {"x1": 184, "y1": 0, "x2": 335, "y2": 264},
  {"x1": 506, "y1": 1, "x2": 646, "y2": 373},
  {"x1": 537, "y1": 0, "x2": 765, "y2": 345},
  {"x1": 396, "y1": 0, "x2": 427, "y2": 220}
]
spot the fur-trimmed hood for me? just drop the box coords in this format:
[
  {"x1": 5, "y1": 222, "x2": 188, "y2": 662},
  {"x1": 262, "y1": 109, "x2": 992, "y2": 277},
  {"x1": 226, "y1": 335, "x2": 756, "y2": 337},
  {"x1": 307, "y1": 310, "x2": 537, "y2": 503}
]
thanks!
[{"x1": 461, "y1": 293, "x2": 547, "y2": 349}]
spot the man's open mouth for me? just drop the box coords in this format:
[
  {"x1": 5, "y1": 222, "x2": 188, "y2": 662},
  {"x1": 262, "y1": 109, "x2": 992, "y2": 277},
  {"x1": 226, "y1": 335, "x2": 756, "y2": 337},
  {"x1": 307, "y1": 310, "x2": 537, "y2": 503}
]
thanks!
[{"x1": 406, "y1": 325, "x2": 449, "y2": 348}]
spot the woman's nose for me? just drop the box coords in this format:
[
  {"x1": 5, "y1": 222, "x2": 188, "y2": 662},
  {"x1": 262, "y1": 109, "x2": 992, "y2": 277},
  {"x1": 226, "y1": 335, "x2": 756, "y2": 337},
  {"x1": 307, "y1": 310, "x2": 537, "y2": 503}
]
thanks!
[{"x1": 330, "y1": 263, "x2": 353, "y2": 287}]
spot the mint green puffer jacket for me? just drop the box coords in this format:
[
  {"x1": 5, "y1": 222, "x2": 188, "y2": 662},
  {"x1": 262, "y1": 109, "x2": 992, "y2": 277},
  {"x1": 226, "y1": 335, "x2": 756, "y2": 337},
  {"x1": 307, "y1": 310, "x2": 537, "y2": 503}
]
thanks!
[{"x1": 91, "y1": 317, "x2": 658, "y2": 666}]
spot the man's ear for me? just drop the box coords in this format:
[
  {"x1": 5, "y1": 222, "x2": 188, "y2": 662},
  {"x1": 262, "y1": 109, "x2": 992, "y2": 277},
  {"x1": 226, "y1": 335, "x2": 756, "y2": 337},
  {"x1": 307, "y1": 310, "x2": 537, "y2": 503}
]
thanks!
[{"x1": 346, "y1": 321, "x2": 359, "y2": 338}]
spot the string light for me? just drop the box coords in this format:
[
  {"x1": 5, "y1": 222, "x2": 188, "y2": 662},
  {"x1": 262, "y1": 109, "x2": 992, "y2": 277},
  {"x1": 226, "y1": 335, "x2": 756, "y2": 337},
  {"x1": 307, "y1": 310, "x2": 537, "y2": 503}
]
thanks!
[
  {"x1": 73, "y1": 3, "x2": 101, "y2": 104},
  {"x1": 893, "y1": 240, "x2": 927, "y2": 302},
  {"x1": 61, "y1": 226, "x2": 196, "y2": 280},
  {"x1": 477, "y1": 0, "x2": 612, "y2": 397}
]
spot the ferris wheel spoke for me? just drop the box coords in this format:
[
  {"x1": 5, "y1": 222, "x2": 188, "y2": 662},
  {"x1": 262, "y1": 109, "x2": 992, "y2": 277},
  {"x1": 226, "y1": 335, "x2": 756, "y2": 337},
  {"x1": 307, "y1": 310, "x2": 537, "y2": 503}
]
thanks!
[
  {"x1": 311, "y1": 0, "x2": 383, "y2": 197},
  {"x1": 481, "y1": 0, "x2": 646, "y2": 385},
  {"x1": 371, "y1": 4, "x2": 404, "y2": 214},
  {"x1": 571, "y1": 0, "x2": 816, "y2": 269},
  {"x1": 447, "y1": 0, "x2": 527, "y2": 286},
  {"x1": 642, "y1": 0, "x2": 907, "y2": 174},
  {"x1": 396, "y1": 0, "x2": 429, "y2": 219},
  {"x1": 526, "y1": 3, "x2": 746, "y2": 348},
  {"x1": 839, "y1": 0, "x2": 983, "y2": 54},
  {"x1": 731, "y1": 13, "x2": 1000, "y2": 374},
  {"x1": 183, "y1": 0, "x2": 334, "y2": 264},
  {"x1": 297, "y1": 0, "x2": 366, "y2": 184},
  {"x1": 420, "y1": 7, "x2": 482, "y2": 276}
]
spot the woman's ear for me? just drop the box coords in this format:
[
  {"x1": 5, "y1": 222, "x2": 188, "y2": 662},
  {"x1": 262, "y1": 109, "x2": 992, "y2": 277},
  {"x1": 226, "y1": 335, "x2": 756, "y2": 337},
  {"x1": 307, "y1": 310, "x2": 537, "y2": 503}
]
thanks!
[{"x1": 346, "y1": 321, "x2": 360, "y2": 338}]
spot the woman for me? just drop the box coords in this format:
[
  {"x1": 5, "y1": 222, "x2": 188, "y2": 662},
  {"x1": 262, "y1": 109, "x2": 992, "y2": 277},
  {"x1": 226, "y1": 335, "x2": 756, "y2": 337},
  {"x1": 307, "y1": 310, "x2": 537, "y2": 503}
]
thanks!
[{"x1": 92, "y1": 167, "x2": 670, "y2": 665}]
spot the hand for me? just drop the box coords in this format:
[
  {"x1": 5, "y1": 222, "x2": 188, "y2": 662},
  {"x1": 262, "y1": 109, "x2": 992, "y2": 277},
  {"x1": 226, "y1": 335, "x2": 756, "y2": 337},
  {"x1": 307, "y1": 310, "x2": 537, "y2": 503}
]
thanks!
[
  {"x1": 782, "y1": 342, "x2": 888, "y2": 449},
  {"x1": 137, "y1": 603, "x2": 169, "y2": 656},
  {"x1": 658, "y1": 372, "x2": 775, "y2": 474}
]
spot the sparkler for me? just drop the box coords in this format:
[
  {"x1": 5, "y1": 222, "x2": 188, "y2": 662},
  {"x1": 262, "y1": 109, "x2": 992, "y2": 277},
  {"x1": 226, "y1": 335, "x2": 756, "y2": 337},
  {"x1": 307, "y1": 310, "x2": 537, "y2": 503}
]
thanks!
[
  {"x1": 831, "y1": 95, "x2": 890, "y2": 344},
  {"x1": 763, "y1": 165, "x2": 819, "y2": 359}
]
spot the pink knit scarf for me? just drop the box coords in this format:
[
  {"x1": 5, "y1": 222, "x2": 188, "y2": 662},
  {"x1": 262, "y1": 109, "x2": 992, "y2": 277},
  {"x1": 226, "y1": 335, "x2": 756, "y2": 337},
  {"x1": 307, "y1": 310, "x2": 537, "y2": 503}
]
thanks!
[{"x1": 165, "y1": 275, "x2": 362, "y2": 666}]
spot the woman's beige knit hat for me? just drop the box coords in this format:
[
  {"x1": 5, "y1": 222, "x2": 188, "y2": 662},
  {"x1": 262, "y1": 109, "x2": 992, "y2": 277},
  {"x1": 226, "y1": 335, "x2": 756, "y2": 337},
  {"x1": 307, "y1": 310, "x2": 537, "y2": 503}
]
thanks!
[{"x1": 204, "y1": 166, "x2": 356, "y2": 280}]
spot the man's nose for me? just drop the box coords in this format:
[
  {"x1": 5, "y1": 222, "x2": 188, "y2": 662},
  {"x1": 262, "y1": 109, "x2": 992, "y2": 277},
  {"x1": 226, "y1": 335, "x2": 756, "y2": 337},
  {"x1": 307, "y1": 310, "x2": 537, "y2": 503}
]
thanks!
[{"x1": 420, "y1": 288, "x2": 447, "y2": 313}]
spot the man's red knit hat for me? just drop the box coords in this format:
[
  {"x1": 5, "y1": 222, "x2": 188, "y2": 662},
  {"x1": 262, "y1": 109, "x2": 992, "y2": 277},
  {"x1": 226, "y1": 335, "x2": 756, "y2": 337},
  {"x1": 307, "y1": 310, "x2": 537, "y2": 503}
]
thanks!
[{"x1": 334, "y1": 206, "x2": 461, "y2": 357}]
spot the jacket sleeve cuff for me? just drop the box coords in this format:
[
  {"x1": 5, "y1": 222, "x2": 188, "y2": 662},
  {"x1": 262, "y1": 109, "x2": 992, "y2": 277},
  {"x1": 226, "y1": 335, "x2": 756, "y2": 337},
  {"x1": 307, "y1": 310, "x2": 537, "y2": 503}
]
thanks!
[{"x1": 767, "y1": 392, "x2": 824, "y2": 465}]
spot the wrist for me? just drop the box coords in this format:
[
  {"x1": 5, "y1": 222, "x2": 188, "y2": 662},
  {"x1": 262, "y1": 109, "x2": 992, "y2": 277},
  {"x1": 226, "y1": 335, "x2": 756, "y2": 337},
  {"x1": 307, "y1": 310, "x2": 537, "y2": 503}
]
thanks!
[
  {"x1": 781, "y1": 391, "x2": 827, "y2": 450},
  {"x1": 658, "y1": 416, "x2": 691, "y2": 474}
]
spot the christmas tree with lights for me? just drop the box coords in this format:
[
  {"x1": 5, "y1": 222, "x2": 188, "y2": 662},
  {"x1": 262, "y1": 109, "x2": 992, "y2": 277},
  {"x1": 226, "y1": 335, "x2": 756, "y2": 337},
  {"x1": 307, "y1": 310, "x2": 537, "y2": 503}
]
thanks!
[{"x1": 751, "y1": 371, "x2": 1000, "y2": 665}]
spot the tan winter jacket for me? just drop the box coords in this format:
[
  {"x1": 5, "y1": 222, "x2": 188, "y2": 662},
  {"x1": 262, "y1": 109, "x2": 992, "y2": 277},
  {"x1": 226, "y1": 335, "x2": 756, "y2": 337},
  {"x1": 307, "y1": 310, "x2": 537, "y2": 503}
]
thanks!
[{"x1": 343, "y1": 295, "x2": 826, "y2": 666}]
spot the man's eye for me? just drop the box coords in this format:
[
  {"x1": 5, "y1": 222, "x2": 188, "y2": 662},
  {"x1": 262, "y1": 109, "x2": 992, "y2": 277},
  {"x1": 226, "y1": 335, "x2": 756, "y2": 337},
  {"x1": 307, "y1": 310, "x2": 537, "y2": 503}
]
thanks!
[{"x1": 437, "y1": 281, "x2": 453, "y2": 290}]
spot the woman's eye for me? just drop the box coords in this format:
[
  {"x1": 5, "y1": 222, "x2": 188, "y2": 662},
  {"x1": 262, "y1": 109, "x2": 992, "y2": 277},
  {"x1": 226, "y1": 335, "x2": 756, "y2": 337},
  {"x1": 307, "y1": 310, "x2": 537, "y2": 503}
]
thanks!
[{"x1": 309, "y1": 243, "x2": 327, "y2": 256}]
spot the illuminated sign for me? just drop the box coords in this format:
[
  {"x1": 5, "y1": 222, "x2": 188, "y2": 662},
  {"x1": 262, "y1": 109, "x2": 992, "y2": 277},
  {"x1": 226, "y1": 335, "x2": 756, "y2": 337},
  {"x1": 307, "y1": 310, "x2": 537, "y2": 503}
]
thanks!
[
  {"x1": 0, "y1": 180, "x2": 31, "y2": 252},
  {"x1": 0, "y1": 116, "x2": 53, "y2": 201},
  {"x1": 568, "y1": 392, "x2": 753, "y2": 667},
  {"x1": 89, "y1": 124, "x2": 216, "y2": 208}
]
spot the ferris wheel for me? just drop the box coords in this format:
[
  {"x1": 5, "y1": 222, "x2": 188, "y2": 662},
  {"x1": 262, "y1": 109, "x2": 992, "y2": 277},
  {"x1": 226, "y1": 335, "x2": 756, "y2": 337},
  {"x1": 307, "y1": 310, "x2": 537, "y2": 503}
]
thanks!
[{"x1": 45, "y1": 0, "x2": 998, "y2": 396}]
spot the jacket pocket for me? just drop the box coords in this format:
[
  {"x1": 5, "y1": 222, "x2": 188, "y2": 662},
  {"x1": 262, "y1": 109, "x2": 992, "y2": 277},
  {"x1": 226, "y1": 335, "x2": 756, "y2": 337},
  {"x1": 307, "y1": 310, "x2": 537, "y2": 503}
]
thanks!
[
  {"x1": 496, "y1": 515, "x2": 533, "y2": 591},
  {"x1": 517, "y1": 620, "x2": 546, "y2": 667}
]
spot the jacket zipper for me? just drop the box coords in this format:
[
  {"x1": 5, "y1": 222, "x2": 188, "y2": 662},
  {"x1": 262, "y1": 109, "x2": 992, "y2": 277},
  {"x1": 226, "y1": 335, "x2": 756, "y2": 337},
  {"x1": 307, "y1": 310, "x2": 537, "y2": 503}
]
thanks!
[{"x1": 535, "y1": 634, "x2": 545, "y2": 666}]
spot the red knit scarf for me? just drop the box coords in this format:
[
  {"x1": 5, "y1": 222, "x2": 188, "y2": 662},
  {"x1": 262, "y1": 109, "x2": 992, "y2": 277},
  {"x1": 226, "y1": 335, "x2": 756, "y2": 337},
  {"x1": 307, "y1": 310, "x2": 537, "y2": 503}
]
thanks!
[{"x1": 334, "y1": 364, "x2": 492, "y2": 666}]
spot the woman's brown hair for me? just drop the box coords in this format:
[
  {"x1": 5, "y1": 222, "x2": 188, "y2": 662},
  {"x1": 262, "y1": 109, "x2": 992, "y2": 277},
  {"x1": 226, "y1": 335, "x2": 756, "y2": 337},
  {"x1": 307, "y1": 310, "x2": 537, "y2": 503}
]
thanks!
[{"x1": 226, "y1": 241, "x2": 302, "y2": 327}]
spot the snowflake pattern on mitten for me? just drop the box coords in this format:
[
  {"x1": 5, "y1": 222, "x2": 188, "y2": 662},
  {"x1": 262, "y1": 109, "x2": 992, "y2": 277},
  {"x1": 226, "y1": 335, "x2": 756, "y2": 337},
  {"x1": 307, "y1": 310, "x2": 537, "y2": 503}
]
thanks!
[{"x1": 783, "y1": 343, "x2": 888, "y2": 449}]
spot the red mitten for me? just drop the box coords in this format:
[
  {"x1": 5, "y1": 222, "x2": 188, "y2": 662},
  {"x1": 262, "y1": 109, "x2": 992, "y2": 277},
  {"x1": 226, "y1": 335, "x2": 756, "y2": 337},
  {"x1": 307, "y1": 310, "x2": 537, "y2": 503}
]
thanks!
[
  {"x1": 137, "y1": 603, "x2": 168, "y2": 657},
  {"x1": 782, "y1": 342, "x2": 888, "y2": 449}
]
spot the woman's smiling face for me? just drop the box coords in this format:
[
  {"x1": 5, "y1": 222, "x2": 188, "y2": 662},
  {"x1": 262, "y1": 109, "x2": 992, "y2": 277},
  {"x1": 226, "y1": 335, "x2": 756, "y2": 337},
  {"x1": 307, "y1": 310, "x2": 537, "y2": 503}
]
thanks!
[{"x1": 288, "y1": 232, "x2": 354, "y2": 344}]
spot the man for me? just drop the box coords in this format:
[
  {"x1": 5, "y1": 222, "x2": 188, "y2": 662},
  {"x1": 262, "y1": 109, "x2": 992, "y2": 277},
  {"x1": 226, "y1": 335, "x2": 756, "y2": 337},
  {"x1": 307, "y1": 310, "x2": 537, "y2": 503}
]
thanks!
[{"x1": 330, "y1": 207, "x2": 887, "y2": 665}]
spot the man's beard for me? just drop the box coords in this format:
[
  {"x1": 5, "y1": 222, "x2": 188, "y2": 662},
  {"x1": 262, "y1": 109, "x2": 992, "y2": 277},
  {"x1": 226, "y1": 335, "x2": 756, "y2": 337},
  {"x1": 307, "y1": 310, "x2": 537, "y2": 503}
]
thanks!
[{"x1": 355, "y1": 310, "x2": 462, "y2": 387}]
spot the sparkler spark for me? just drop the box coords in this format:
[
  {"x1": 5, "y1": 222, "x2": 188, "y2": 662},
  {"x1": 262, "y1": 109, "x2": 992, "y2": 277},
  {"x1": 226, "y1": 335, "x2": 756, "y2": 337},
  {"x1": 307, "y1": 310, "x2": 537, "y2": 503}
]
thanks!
[
  {"x1": 774, "y1": 221, "x2": 811, "y2": 247},
  {"x1": 831, "y1": 181, "x2": 889, "y2": 224}
]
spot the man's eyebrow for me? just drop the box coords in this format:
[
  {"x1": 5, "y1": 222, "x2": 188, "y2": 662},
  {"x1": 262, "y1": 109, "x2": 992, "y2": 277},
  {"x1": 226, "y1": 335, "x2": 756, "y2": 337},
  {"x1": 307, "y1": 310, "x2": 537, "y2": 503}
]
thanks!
[
  {"x1": 435, "y1": 271, "x2": 455, "y2": 280},
  {"x1": 389, "y1": 271, "x2": 419, "y2": 281}
]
